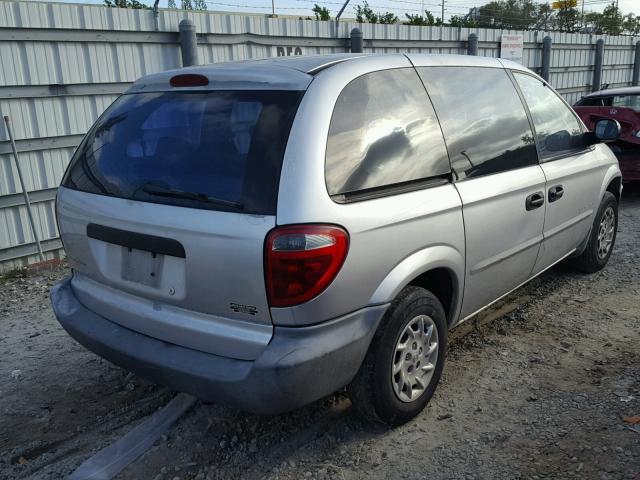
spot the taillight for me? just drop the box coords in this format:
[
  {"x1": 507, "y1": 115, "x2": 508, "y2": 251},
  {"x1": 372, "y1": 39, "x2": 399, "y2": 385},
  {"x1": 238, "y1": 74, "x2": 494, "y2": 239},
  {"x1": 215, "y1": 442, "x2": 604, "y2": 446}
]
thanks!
[{"x1": 265, "y1": 225, "x2": 349, "y2": 308}]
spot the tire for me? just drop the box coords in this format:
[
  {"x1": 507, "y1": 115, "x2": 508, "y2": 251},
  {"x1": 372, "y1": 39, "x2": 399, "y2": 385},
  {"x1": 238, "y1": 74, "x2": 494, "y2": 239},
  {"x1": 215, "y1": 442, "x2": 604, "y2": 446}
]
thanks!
[
  {"x1": 347, "y1": 286, "x2": 447, "y2": 426},
  {"x1": 569, "y1": 191, "x2": 618, "y2": 273}
]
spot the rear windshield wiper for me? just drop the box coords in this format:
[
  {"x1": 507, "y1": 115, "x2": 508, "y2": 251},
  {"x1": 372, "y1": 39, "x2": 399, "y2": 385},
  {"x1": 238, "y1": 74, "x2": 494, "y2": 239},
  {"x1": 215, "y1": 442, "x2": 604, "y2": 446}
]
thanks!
[{"x1": 141, "y1": 185, "x2": 244, "y2": 210}]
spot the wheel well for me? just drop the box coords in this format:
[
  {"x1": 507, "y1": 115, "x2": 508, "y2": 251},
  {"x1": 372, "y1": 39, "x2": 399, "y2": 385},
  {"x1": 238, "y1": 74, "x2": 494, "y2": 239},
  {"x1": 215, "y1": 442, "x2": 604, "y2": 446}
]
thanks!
[
  {"x1": 408, "y1": 268, "x2": 455, "y2": 324},
  {"x1": 606, "y1": 176, "x2": 621, "y2": 203}
]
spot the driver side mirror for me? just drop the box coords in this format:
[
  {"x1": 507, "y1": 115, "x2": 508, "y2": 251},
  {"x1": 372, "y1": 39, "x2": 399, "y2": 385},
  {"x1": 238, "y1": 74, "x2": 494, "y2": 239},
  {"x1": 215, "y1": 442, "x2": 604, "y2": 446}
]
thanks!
[{"x1": 592, "y1": 118, "x2": 621, "y2": 143}]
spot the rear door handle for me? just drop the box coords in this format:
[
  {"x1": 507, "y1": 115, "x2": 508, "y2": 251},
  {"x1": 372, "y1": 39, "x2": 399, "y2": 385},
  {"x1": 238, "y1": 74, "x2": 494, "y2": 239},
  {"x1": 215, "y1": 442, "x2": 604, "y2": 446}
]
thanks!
[
  {"x1": 526, "y1": 192, "x2": 545, "y2": 211},
  {"x1": 548, "y1": 185, "x2": 564, "y2": 203}
]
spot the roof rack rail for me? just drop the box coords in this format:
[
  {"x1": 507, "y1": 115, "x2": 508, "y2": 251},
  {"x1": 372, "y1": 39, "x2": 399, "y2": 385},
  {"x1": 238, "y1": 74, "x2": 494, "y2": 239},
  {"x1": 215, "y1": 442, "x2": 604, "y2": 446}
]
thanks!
[{"x1": 306, "y1": 55, "x2": 367, "y2": 75}]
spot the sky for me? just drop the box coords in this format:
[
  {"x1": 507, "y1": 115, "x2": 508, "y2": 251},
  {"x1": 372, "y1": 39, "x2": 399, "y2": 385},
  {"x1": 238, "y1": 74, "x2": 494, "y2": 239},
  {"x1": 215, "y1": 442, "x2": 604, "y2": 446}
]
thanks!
[{"x1": 46, "y1": 0, "x2": 640, "y2": 20}]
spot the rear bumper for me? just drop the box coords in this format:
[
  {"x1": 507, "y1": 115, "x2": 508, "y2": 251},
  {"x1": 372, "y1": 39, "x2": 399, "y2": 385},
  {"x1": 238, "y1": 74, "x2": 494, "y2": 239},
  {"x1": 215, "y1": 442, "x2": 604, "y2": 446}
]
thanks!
[{"x1": 51, "y1": 277, "x2": 387, "y2": 414}]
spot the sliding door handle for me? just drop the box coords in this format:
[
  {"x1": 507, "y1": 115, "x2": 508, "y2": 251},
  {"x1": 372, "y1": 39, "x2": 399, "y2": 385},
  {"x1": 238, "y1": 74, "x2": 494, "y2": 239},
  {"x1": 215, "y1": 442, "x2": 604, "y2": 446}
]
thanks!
[
  {"x1": 526, "y1": 192, "x2": 545, "y2": 211},
  {"x1": 548, "y1": 185, "x2": 564, "y2": 202}
]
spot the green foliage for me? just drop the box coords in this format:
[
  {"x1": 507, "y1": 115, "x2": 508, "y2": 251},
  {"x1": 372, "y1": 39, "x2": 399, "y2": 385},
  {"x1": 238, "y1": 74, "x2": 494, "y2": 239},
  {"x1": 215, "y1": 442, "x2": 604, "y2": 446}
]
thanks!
[
  {"x1": 599, "y1": 2, "x2": 624, "y2": 35},
  {"x1": 312, "y1": 4, "x2": 330, "y2": 21},
  {"x1": 173, "y1": 0, "x2": 207, "y2": 10},
  {"x1": 193, "y1": 0, "x2": 207, "y2": 10},
  {"x1": 355, "y1": 2, "x2": 398, "y2": 24},
  {"x1": 103, "y1": 0, "x2": 640, "y2": 34},
  {"x1": 378, "y1": 12, "x2": 399, "y2": 24},
  {"x1": 623, "y1": 13, "x2": 640, "y2": 35},
  {"x1": 404, "y1": 8, "x2": 478, "y2": 27},
  {"x1": 103, "y1": 0, "x2": 149, "y2": 9},
  {"x1": 476, "y1": 0, "x2": 543, "y2": 30},
  {"x1": 449, "y1": 15, "x2": 478, "y2": 27},
  {"x1": 585, "y1": 2, "x2": 624, "y2": 34},
  {"x1": 404, "y1": 10, "x2": 440, "y2": 26},
  {"x1": 0, "y1": 267, "x2": 27, "y2": 284},
  {"x1": 553, "y1": 3, "x2": 580, "y2": 32}
]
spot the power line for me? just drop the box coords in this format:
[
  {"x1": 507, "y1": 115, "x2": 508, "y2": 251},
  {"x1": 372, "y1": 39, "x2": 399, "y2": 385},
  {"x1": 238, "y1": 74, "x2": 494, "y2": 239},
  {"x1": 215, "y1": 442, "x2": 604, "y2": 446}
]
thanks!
[
  {"x1": 293, "y1": 0, "x2": 446, "y2": 14},
  {"x1": 202, "y1": 0, "x2": 623, "y2": 23}
]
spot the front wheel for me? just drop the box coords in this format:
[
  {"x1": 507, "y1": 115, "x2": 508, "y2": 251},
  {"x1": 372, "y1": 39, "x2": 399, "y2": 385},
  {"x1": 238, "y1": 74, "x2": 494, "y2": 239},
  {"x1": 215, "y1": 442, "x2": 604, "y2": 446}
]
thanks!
[
  {"x1": 348, "y1": 286, "x2": 448, "y2": 426},
  {"x1": 569, "y1": 191, "x2": 618, "y2": 273}
]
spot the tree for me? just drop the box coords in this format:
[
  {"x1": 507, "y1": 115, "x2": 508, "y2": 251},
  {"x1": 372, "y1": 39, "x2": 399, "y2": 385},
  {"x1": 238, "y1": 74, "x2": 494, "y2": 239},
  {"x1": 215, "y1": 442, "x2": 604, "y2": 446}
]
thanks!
[
  {"x1": 172, "y1": 0, "x2": 207, "y2": 10},
  {"x1": 312, "y1": 4, "x2": 330, "y2": 21},
  {"x1": 355, "y1": 2, "x2": 398, "y2": 24},
  {"x1": 475, "y1": 0, "x2": 543, "y2": 30},
  {"x1": 449, "y1": 15, "x2": 478, "y2": 27},
  {"x1": 585, "y1": 2, "x2": 624, "y2": 34},
  {"x1": 404, "y1": 10, "x2": 440, "y2": 26},
  {"x1": 623, "y1": 13, "x2": 640, "y2": 35},
  {"x1": 103, "y1": 0, "x2": 149, "y2": 8},
  {"x1": 599, "y1": 2, "x2": 624, "y2": 34},
  {"x1": 534, "y1": 2, "x2": 553, "y2": 29},
  {"x1": 584, "y1": 11, "x2": 603, "y2": 32},
  {"x1": 193, "y1": 0, "x2": 207, "y2": 10},
  {"x1": 377, "y1": 12, "x2": 399, "y2": 24},
  {"x1": 553, "y1": 1, "x2": 580, "y2": 32}
]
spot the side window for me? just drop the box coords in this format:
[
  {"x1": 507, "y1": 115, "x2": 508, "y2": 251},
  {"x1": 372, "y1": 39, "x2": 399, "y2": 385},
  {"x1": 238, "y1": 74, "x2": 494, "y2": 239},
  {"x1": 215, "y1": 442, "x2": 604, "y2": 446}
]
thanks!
[
  {"x1": 417, "y1": 66, "x2": 537, "y2": 181},
  {"x1": 612, "y1": 95, "x2": 640, "y2": 110},
  {"x1": 325, "y1": 68, "x2": 450, "y2": 197},
  {"x1": 575, "y1": 96, "x2": 608, "y2": 107},
  {"x1": 513, "y1": 72, "x2": 585, "y2": 160}
]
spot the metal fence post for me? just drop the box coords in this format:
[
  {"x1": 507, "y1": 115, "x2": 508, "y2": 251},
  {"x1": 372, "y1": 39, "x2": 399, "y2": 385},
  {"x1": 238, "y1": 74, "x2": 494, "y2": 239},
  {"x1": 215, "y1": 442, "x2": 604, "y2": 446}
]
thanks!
[
  {"x1": 541, "y1": 36, "x2": 552, "y2": 82},
  {"x1": 350, "y1": 27, "x2": 363, "y2": 53},
  {"x1": 593, "y1": 38, "x2": 604, "y2": 92},
  {"x1": 179, "y1": 18, "x2": 198, "y2": 67},
  {"x1": 3, "y1": 116, "x2": 44, "y2": 262},
  {"x1": 467, "y1": 33, "x2": 478, "y2": 56},
  {"x1": 633, "y1": 40, "x2": 640, "y2": 87}
]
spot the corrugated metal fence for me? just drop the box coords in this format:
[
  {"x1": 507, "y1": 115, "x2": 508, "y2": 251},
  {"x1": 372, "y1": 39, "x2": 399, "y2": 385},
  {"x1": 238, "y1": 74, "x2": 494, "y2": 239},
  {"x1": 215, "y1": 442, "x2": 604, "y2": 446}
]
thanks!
[{"x1": 1, "y1": 0, "x2": 639, "y2": 271}]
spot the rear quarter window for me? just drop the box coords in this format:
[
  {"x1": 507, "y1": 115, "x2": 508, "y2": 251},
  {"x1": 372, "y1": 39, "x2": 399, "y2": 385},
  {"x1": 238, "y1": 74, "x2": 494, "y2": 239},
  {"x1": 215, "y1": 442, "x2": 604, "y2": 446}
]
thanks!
[
  {"x1": 63, "y1": 90, "x2": 302, "y2": 214},
  {"x1": 325, "y1": 68, "x2": 450, "y2": 199}
]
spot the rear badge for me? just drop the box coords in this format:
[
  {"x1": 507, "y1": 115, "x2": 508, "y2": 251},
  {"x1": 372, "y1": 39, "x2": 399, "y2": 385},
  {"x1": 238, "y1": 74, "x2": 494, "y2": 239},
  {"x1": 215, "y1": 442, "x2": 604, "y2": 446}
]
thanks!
[{"x1": 230, "y1": 303, "x2": 258, "y2": 316}]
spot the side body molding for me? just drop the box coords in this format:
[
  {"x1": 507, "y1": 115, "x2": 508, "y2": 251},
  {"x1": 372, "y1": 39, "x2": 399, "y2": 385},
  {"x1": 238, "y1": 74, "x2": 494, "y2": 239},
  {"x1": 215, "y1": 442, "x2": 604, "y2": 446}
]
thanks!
[{"x1": 368, "y1": 245, "x2": 465, "y2": 326}]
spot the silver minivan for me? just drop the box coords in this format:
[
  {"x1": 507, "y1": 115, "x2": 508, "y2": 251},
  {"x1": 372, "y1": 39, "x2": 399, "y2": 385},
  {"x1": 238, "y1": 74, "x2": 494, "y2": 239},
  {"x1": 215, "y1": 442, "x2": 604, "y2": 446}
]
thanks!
[{"x1": 51, "y1": 54, "x2": 622, "y2": 425}]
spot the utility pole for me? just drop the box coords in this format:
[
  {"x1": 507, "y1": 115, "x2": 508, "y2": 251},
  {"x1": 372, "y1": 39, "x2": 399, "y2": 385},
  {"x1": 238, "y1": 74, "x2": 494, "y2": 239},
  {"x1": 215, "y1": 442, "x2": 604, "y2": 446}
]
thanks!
[
  {"x1": 271, "y1": 0, "x2": 275, "y2": 17},
  {"x1": 335, "y1": 0, "x2": 351, "y2": 37},
  {"x1": 440, "y1": 0, "x2": 445, "y2": 39}
]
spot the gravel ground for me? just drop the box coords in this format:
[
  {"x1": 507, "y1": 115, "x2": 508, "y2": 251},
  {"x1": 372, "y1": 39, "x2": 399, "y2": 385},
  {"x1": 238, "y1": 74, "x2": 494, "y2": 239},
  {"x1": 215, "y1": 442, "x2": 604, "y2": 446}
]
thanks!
[{"x1": 1, "y1": 186, "x2": 639, "y2": 480}]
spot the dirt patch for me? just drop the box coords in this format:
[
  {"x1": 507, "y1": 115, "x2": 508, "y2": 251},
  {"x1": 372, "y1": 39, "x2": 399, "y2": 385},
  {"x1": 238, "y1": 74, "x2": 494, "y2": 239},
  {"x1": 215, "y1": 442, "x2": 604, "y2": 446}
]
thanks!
[{"x1": 1, "y1": 187, "x2": 639, "y2": 480}]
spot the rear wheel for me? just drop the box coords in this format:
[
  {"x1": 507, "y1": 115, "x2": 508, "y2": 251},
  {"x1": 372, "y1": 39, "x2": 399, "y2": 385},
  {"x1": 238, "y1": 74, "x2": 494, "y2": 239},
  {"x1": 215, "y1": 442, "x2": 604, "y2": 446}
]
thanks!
[
  {"x1": 348, "y1": 286, "x2": 447, "y2": 426},
  {"x1": 569, "y1": 192, "x2": 618, "y2": 273}
]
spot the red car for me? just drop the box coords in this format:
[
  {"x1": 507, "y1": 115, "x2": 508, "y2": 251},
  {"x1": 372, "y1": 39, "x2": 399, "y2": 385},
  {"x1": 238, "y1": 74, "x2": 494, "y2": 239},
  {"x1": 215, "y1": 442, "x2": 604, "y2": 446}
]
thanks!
[{"x1": 574, "y1": 86, "x2": 640, "y2": 181}]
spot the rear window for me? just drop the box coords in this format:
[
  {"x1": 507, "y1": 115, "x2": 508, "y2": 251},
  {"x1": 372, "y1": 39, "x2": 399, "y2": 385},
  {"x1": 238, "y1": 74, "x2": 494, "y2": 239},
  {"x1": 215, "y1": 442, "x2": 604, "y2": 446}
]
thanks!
[{"x1": 63, "y1": 90, "x2": 303, "y2": 214}]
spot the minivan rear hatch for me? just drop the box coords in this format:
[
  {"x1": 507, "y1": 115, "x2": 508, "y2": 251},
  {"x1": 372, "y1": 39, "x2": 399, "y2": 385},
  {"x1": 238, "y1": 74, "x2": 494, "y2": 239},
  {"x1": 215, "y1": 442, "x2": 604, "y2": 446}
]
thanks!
[{"x1": 58, "y1": 87, "x2": 303, "y2": 360}]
